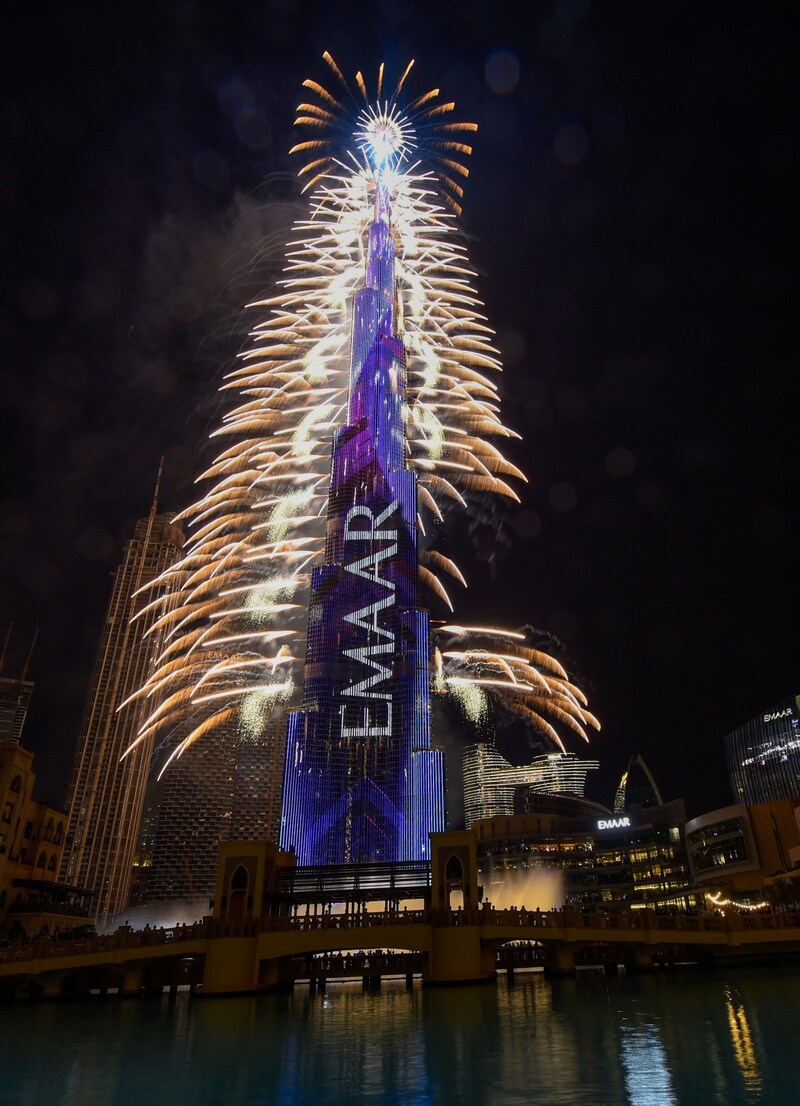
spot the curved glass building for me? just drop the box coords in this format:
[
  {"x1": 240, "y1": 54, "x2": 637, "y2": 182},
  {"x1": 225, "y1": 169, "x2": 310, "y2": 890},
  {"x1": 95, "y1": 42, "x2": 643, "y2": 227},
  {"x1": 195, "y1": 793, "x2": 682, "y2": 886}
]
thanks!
[
  {"x1": 725, "y1": 694, "x2": 800, "y2": 805},
  {"x1": 462, "y1": 741, "x2": 599, "y2": 827}
]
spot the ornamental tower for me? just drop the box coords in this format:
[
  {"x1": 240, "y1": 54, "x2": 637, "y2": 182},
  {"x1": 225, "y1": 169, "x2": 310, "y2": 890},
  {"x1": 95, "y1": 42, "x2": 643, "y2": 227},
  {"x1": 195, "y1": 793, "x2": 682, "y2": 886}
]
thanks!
[{"x1": 280, "y1": 179, "x2": 444, "y2": 864}]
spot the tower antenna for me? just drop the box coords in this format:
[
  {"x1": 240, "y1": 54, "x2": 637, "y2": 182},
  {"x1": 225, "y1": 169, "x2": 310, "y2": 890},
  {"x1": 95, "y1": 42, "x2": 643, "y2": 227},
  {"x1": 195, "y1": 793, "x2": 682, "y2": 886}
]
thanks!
[
  {"x1": 0, "y1": 624, "x2": 11, "y2": 673},
  {"x1": 20, "y1": 628, "x2": 38, "y2": 682}
]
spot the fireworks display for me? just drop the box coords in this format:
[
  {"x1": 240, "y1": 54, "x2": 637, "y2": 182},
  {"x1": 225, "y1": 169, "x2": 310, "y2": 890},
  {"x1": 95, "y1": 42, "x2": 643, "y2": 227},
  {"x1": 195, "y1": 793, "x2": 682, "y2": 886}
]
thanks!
[{"x1": 127, "y1": 56, "x2": 599, "y2": 771}]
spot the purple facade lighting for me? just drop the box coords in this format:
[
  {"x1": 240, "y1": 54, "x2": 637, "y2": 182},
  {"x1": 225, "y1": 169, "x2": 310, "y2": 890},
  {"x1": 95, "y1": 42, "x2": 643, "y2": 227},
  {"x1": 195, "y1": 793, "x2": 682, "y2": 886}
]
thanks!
[{"x1": 280, "y1": 181, "x2": 444, "y2": 864}]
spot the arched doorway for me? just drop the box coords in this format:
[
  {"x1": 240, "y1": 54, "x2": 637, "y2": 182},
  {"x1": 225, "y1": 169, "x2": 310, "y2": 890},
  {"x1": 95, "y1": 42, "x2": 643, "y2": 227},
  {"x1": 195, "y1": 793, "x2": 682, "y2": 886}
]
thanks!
[
  {"x1": 228, "y1": 864, "x2": 249, "y2": 924},
  {"x1": 446, "y1": 855, "x2": 464, "y2": 910}
]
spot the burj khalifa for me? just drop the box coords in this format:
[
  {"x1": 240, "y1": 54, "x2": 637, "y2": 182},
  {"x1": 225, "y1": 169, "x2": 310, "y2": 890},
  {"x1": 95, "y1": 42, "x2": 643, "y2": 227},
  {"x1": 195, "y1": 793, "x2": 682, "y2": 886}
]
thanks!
[{"x1": 279, "y1": 170, "x2": 445, "y2": 865}]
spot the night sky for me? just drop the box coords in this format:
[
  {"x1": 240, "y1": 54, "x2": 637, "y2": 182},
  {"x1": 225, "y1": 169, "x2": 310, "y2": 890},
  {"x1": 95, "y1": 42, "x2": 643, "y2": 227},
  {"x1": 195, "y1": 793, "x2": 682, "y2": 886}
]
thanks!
[{"x1": 2, "y1": 1, "x2": 797, "y2": 817}]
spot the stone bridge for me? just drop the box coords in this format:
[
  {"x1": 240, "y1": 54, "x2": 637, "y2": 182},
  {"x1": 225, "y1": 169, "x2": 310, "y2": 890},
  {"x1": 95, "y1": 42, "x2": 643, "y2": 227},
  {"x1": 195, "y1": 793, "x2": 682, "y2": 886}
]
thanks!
[{"x1": 2, "y1": 905, "x2": 799, "y2": 999}]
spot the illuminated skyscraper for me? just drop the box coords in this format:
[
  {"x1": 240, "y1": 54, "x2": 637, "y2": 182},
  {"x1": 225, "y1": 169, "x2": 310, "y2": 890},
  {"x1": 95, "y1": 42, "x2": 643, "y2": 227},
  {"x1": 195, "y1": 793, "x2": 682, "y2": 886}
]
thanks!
[
  {"x1": 128, "y1": 59, "x2": 599, "y2": 875},
  {"x1": 60, "y1": 505, "x2": 184, "y2": 923},
  {"x1": 279, "y1": 180, "x2": 444, "y2": 864},
  {"x1": 725, "y1": 694, "x2": 800, "y2": 805},
  {"x1": 463, "y1": 741, "x2": 599, "y2": 826}
]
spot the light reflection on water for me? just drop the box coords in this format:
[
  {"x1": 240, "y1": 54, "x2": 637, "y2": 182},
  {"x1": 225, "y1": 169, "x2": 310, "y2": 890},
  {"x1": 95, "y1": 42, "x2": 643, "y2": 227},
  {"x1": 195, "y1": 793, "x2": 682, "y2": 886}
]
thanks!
[
  {"x1": 620, "y1": 1016, "x2": 677, "y2": 1106},
  {"x1": 0, "y1": 969, "x2": 797, "y2": 1105}
]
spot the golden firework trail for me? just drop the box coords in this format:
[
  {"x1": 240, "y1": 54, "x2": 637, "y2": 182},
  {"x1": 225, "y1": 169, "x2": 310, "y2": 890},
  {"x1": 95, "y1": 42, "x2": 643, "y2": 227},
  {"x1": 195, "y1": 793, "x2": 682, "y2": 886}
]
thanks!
[{"x1": 126, "y1": 57, "x2": 599, "y2": 769}]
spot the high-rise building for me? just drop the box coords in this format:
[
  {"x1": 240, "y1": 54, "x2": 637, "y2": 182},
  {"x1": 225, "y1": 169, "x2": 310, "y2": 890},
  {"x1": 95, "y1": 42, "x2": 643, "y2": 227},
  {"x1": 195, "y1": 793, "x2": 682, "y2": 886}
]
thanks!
[
  {"x1": 613, "y1": 754, "x2": 664, "y2": 813},
  {"x1": 724, "y1": 694, "x2": 800, "y2": 805},
  {"x1": 279, "y1": 178, "x2": 444, "y2": 865},
  {"x1": 60, "y1": 508, "x2": 184, "y2": 924},
  {"x1": 141, "y1": 709, "x2": 286, "y2": 905},
  {"x1": 463, "y1": 741, "x2": 600, "y2": 826}
]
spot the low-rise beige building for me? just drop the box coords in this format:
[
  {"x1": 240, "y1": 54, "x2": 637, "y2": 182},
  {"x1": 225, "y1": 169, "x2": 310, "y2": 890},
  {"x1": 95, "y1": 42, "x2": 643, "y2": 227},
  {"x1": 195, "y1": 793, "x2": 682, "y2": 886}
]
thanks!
[{"x1": 1, "y1": 742, "x2": 92, "y2": 938}]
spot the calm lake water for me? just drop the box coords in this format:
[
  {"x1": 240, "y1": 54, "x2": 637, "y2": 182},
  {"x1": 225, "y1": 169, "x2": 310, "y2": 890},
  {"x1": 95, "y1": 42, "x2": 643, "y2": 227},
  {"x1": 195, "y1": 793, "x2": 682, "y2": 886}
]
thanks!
[{"x1": 1, "y1": 968, "x2": 797, "y2": 1105}]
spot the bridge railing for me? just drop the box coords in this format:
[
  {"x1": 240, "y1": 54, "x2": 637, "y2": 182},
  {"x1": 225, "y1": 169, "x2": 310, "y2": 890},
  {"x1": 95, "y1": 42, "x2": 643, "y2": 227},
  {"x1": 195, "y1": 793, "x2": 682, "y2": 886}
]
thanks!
[
  {"x1": 257, "y1": 908, "x2": 429, "y2": 933},
  {"x1": 0, "y1": 922, "x2": 208, "y2": 964},
  {"x1": 3, "y1": 906, "x2": 800, "y2": 967},
  {"x1": 484, "y1": 907, "x2": 800, "y2": 935}
]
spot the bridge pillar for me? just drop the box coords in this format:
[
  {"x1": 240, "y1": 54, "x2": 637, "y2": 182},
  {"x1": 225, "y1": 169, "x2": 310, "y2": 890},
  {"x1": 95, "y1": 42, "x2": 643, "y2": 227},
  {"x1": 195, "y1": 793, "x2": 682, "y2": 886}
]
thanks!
[
  {"x1": 544, "y1": 943, "x2": 575, "y2": 977},
  {"x1": 255, "y1": 954, "x2": 295, "y2": 992},
  {"x1": 427, "y1": 925, "x2": 495, "y2": 985},
  {"x1": 201, "y1": 936, "x2": 259, "y2": 995},
  {"x1": 631, "y1": 945, "x2": 655, "y2": 971},
  {"x1": 40, "y1": 974, "x2": 65, "y2": 999},
  {"x1": 120, "y1": 964, "x2": 144, "y2": 997}
]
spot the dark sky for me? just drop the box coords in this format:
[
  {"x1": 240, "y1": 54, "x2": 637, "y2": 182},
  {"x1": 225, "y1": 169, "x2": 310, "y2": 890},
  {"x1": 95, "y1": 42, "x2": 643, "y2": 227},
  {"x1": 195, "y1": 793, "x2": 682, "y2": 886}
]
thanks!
[{"x1": 2, "y1": 1, "x2": 797, "y2": 817}]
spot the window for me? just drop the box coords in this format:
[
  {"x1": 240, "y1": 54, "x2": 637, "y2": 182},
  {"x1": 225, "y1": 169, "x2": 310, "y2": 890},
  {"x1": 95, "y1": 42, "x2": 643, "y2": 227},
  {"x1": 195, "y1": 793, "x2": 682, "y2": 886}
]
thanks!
[
  {"x1": 37, "y1": 852, "x2": 46, "y2": 869},
  {"x1": 9, "y1": 776, "x2": 22, "y2": 794},
  {"x1": 47, "y1": 855, "x2": 56, "y2": 872},
  {"x1": 24, "y1": 821, "x2": 33, "y2": 839}
]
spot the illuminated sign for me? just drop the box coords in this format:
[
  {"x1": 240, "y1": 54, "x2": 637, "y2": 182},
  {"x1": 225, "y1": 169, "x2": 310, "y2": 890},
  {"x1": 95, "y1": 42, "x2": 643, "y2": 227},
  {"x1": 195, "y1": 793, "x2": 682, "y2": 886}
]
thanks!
[
  {"x1": 338, "y1": 500, "x2": 399, "y2": 738},
  {"x1": 597, "y1": 816, "x2": 631, "y2": 830},
  {"x1": 763, "y1": 708, "x2": 793, "y2": 723}
]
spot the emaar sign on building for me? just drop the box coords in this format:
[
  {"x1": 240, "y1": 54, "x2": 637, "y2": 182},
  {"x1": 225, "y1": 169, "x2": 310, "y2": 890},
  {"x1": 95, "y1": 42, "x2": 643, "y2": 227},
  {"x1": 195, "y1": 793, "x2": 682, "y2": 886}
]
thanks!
[{"x1": 597, "y1": 817, "x2": 631, "y2": 830}]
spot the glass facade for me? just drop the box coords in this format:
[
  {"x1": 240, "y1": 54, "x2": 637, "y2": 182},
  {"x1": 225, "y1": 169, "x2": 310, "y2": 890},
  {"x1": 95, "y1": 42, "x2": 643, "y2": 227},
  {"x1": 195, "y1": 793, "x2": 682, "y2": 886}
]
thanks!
[
  {"x1": 685, "y1": 798, "x2": 800, "y2": 896},
  {"x1": 279, "y1": 182, "x2": 444, "y2": 864},
  {"x1": 725, "y1": 694, "x2": 800, "y2": 805},
  {"x1": 685, "y1": 811, "x2": 754, "y2": 876},
  {"x1": 138, "y1": 709, "x2": 287, "y2": 905},
  {"x1": 474, "y1": 800, "x2": 696, "y2": 909}
]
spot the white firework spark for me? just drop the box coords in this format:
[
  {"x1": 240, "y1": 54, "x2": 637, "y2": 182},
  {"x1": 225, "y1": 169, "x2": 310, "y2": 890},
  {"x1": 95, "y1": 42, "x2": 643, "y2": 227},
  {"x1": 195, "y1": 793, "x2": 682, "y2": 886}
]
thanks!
[
  {"x1": 126, "y1": 56, "x2": 598, "y2": 769},
  {"x1": 433, "y1": 628, "x2": 600, "y2": 750}
]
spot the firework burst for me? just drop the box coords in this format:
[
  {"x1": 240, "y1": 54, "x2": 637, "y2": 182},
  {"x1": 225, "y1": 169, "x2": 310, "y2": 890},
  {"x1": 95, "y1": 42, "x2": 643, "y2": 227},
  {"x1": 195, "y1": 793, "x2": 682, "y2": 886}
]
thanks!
[
  {"x1": 126, "y1": 57, "x2": 598, "y2": 771},
  {"x1": 433, "y1": 626, "x2": 599, "y2": 749}
]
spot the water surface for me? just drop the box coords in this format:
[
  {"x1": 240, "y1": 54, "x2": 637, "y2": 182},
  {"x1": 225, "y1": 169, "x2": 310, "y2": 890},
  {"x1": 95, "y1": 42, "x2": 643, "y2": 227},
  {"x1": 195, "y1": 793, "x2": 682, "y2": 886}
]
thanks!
[{"x1": 1, "y1": 968, "x2": 797, "y2": 1105}]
